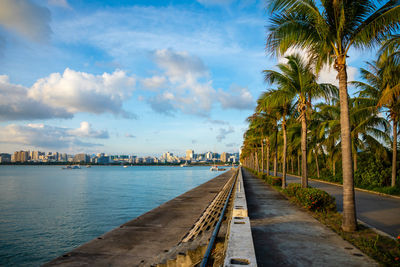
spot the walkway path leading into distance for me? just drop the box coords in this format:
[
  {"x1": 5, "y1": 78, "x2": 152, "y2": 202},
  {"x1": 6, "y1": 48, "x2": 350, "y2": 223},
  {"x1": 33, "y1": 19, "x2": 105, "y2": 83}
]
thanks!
[{"x1": 242, "y1": 168, "x2": 377, "y2": 267}]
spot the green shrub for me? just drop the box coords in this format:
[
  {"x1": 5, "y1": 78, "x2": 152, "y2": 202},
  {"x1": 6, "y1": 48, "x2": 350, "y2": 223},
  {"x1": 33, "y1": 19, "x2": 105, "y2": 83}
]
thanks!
[
  {"x1": 284, "y1": 183, "x2": 302, "y2": 197},
  {"x1": 284, "y1": 184, "x2": 336, "y2": 212},
  {"x1": 266, "y1": 176, "x2": 282, "y2": 186}
]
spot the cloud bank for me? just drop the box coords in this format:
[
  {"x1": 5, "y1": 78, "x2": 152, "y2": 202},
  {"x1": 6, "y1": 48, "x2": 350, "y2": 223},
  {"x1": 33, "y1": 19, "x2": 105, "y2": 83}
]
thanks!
[
  {"x1": 143, "y1": 49, "x2": 254, "y2": 116},
  {"x1": 0, "y1": 0, "x2": 51, "y2": 42},
  {"x1": 0, "y1": 122, "x2": 107, "y2": 150},
  {"x1": 0, "y1": 69, "x2": 136, "y2": 121}
]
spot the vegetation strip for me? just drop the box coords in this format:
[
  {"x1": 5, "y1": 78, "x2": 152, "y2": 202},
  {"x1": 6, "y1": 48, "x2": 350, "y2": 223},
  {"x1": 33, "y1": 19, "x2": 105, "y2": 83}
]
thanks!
[
  {"x1": 281, "y1": 172, "x2": 400, "y2": 200},
  {"x1": 247, "y1": 168, "x2": 400, "y2": 266}
]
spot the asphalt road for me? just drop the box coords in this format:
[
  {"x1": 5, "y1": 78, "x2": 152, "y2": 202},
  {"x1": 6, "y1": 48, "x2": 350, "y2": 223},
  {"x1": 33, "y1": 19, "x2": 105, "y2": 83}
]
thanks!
[{"x1": 271, "y1": 172, "x2": 400, "y2": 238}]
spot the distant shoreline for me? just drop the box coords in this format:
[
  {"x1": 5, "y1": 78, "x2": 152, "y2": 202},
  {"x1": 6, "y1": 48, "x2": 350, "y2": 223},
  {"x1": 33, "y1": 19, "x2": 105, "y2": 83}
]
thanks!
[{"x1": 0, "y1": 162, "x2": 237, "y2": 167}]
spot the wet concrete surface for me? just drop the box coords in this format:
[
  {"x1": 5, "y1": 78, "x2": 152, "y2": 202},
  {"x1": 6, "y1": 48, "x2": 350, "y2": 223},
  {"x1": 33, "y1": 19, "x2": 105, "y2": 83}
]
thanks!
[
  {"x1": 43, "y1": 169, "x2": 235, "y2": 267},
  {"x1": 243, "y1": 169, "x2": 378, "y2": 267}
]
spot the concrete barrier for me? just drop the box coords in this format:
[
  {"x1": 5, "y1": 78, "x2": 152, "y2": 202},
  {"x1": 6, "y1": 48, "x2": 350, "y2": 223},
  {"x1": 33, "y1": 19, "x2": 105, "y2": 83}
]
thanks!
[{"x1": 224, "y1": 167, "x2": 257, "y2": 267}]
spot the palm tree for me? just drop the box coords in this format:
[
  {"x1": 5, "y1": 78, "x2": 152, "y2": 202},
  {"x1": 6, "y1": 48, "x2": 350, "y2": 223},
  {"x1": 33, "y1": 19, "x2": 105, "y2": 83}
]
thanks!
[
  {"x1": 256, "y1": 99, "x2": 281, "y2": 176},
  {"x1": 266, "y1": 0, "x2": 400, "y2": 232},
  {"x1": 259, "y1": 92, "x2": 294, "y2": 189},
  {"x1": 354, "y1": 58, "x2": 399, "y2": 187},
  {"x1": 263, "y1": 54, "x2": 336, "y2": 187},
  {"x1": 247, "y1": 112, "x2": 276, "y2": 174}
]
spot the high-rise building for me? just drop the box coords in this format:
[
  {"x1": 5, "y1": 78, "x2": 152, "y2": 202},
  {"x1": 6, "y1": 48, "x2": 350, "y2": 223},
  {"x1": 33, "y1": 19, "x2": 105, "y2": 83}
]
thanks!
[
  {"x1": 186, "y1": 149, "x2": 194, "y2": 160},
  {"x1": 12, "y1": 151, "x2": 29, "y2": 162},
  {"x1": 221, "y1": 152, "x2": 230, "y2": 162},
  {"x1": 73, "y1": 153, "x2": 90, "y2": 163}
]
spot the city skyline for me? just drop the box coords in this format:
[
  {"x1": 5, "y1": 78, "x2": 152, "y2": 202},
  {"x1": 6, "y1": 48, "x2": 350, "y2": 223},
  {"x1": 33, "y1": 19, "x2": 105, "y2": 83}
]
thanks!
[
  {"x1": 0, "y1": 149, "x2": 240, "y2": 164},
  {"x1": 0, "y1": 0, "x2": 377, "y2": 155}
]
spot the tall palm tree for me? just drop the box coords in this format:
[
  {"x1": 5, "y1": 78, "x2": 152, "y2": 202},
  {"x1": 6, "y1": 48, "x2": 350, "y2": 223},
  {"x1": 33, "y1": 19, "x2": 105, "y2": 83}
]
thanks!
[
  {"x1": 266, "y1": 0, "x2": 400, "y2": 232},
  {"x1": 256, "y1": 99, "x2": 281, "y2": 176},
  {"x1": 354, "y1": 58, "x2": 400, "y2": 187},
  {"x1": 259, "y1": 92, "x2": 294, "y2": 189},
  {"x1": 263, "y1": 54, "x2": 336, "y2": 187}
]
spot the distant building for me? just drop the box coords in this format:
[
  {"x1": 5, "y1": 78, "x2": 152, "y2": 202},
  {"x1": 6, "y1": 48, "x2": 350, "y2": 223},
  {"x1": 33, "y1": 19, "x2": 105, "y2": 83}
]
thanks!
[
  {"x1": 206, "y1": 151, "x2": 213, "y2": 161},
  {"x1": 0, "y1": 153, "x2": 11, "y2": 163},
  {"x1": 73, "y1": 153, "x2": 90, "y2": 163},
  {"x1": 12, "y1": 151, "x2": 29, "y2": 162},
  {"x1": 186, "y1": 149, "x2": 194, "y2": 160},
  {"x1": 221, "y1": 152, "x2": 230, "y2": 162}
]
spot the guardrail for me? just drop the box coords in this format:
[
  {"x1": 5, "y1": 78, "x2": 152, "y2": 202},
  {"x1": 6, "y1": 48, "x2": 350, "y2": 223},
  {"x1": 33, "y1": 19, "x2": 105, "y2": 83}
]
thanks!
[{"x1": 224, "y1": 167, "x2": 257, "y2": 266}]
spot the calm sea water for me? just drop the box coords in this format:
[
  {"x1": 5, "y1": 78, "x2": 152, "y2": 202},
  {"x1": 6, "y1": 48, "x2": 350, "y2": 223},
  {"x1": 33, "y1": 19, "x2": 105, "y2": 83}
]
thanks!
[{"x1": 0, "y1": 165, "x2": 224, "y2": 266}]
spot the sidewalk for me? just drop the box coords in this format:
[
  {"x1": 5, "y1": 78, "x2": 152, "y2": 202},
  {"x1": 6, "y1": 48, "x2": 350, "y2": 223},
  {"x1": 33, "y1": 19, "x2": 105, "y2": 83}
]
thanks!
[{"x1": 242, "y1": 169, "x2": 377, "y2": 267}]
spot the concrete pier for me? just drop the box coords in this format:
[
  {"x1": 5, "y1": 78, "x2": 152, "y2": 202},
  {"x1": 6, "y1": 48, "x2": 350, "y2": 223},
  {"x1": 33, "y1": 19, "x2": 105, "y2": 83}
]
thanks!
[{"x1": 44, "y1": 169, "x2": 235, "y2": 267}]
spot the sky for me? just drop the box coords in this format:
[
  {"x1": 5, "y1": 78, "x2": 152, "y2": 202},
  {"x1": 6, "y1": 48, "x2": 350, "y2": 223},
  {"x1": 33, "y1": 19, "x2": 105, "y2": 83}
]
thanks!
[{"x1": 0, "y1": 0, "x2": 378, "y2": 157}]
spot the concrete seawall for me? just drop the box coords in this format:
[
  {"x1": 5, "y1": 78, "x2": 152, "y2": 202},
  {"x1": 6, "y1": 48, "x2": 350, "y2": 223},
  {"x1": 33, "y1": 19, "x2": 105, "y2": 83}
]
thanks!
[{"x1": 44, "y1": 169, "x2": 235, "y2": 267}]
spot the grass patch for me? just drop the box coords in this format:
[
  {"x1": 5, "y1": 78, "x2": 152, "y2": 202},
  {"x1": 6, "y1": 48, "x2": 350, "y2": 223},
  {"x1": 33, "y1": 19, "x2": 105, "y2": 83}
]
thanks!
[{"x1": 246, "y1": 167, "x2": 400, "y2": 266}]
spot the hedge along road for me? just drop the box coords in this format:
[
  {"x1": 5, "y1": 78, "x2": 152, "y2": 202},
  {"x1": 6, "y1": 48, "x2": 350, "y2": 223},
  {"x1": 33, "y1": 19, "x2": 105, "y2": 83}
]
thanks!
[{"x1": 269, "y1": 172, "x2": 400, "y2": 238}]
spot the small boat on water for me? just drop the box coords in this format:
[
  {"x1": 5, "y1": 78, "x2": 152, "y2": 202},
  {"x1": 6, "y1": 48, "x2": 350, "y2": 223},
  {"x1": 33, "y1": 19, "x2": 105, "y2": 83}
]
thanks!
[
  {"x1": 62, "y1": 165, "x2": 81, "y2": 170},
  {"x1": 86, "y1": 165, "x2": 91, "y2": 168},
  {"x1": 210, "y1": 165, "x2": 218, "y2": 171},
  {"x1": 123, "y1": 165, "x2": 128, "y2": 168}
]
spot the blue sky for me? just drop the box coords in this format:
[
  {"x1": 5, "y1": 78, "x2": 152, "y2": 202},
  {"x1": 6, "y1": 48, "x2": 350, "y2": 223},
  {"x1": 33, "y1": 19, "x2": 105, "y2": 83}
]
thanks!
[{"x1": 0, "y1": 0, "x2": 378, "y2": 156}]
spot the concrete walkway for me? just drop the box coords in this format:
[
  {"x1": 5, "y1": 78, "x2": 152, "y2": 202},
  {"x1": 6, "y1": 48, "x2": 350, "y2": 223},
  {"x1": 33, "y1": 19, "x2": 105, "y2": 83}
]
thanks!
[{"x1": 242, "y1": 169, "x2": 377, "y2": 267}]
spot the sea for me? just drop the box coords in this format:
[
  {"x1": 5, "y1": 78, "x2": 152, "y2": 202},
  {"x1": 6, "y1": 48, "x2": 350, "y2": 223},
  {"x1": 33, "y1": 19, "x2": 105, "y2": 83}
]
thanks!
[{"x1": 0, "y1": 165, "x2": 225, "y2": 266}]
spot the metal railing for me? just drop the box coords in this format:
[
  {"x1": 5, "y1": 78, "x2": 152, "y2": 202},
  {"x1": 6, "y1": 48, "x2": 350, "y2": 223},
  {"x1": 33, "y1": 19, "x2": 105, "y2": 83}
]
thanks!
[{"x1": 199, "y1": 169, "x2": 238, "y2": 267}]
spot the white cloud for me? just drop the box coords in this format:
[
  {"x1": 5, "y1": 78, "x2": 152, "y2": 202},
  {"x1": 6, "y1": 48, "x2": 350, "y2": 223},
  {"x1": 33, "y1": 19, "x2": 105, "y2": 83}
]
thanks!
[
  {"x1": 67, "y1": 121, "x2": 108, "y2": 139},
  {"x1": 0, "y1": 75, "x2": 72, "y2": 120},
  {"x1": 318, "y1": 65, "x2": 358, "y2": 86},
  {"x1": 217, "y1": 126, "x2": 234, "y2": 142},
  {"x1": 141, "y1": 75, "x2": 167, "y2": 90},
  {"x1": 0, "y1": 122, "x2": 107, "y2": 150},
  {"x1": 153, "y1": 49, "x2": 208, "y2": 82},
  {"x1": 0, "y1": 0, "x2": 51, "y2": 42},
  {"x1": 217, "y1": 86, "x2": 254, "y2": 110},
  {"x1": 207, "y1": 119, "x2": 229, "y2": 125},
  {"x1": 145, "y1": 49, "x2": 253, "y2": 116},
  {"x1": 0, "y1": 69, "x2": 137, "y2": 120},
  {"x1": 278, "y1": 47, "x2": 358, "y2": 86}
]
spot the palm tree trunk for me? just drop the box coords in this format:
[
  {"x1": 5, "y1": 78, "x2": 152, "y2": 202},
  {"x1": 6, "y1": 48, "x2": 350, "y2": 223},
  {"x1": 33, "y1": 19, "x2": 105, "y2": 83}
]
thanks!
[
  {"x1": 353, "y1": 153, "x2": 357, "y2": 172},
  {"x1": 333, "y1": 159, "x2": 336, "y2": 176},
  {"x1": 314, "y1": 149, "x2": 320, "y2": 178},
  {"x1": 291, "y1": 156, "x2": 294, "y2": 173},
  {"x1": 255, "y1": 149, "x2": 259, "y2": 173},
  {"x1": 297, "y1": 153, "x2": 300, "y2": 176},
  {"x1": 301, "y1": 112, "x2": 308, "y2": 188},
  {"x1": 336, "y1": 60, "x2": 357, "y2": 232},
  {"x1": 274, "y1": 130, "x2": 278, "y2": 176},
  {"x1": 392, "y1": 120, "x2": 397, "y2": 187},
  {"x1": 282, "y1": 120, "x2": 287, "y2": 189},
  {"x1": 266, "y1": 141, "x2": 270, "y2": 176},
  {"x1": 261, "y1": 140, "x2": 265, "y2": 174}
]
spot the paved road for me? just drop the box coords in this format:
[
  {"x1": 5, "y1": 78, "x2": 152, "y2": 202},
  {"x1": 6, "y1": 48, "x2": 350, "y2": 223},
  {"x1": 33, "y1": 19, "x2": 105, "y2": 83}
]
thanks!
[
  {"x1": 271, "y1": 172, "x2": 400, "y2": 238},
  {"x1": 243, "y1": 169, "x2": 377, "y2": 267}
]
